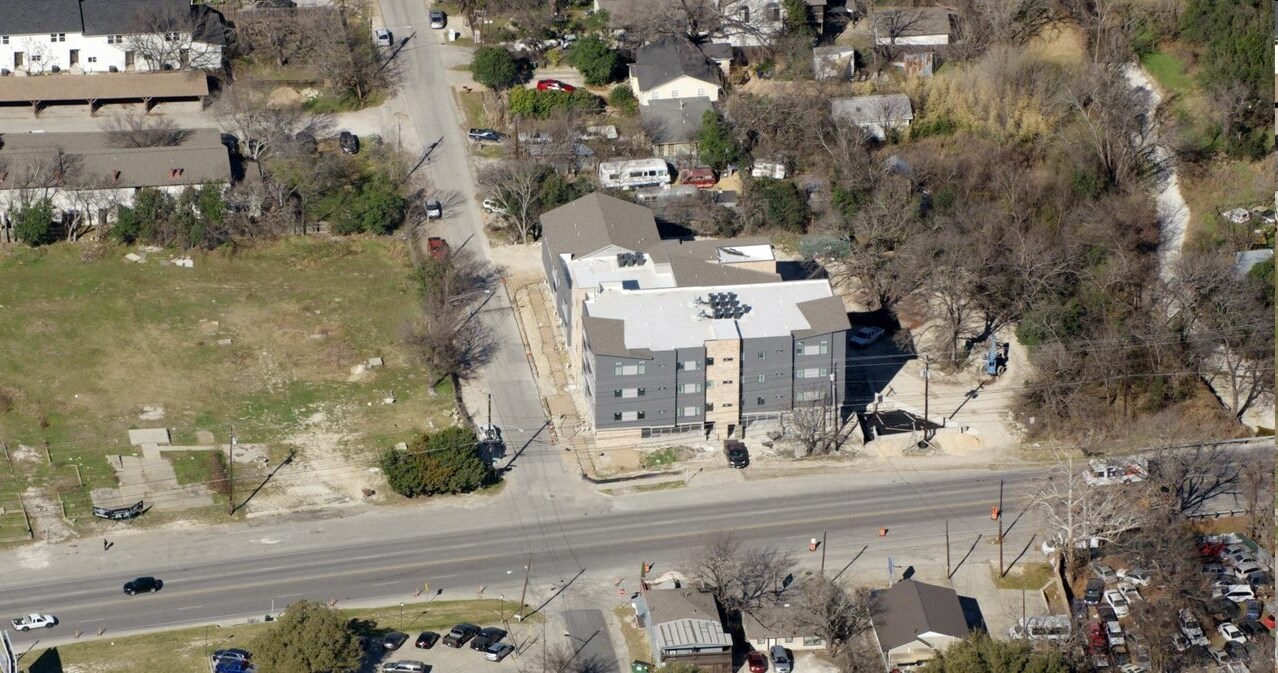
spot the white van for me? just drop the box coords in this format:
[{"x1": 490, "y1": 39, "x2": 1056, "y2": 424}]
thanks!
[{"x1": 598, "y1": 158, "x2": 672, "y2": 190}]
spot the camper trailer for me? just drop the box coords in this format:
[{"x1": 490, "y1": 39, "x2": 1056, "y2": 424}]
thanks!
[{"x1": 598, "y1": 158, "x2": 672, "y2": 190}]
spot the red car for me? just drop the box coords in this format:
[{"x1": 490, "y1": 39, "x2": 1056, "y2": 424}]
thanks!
[
  {"x1": 427, "y1": 236, "x2": 450, "y2": 260},
  {"x1": 682, "y1": 166, "x2": 717, "y2": 189},
  {"x1": 536, "y1": 79, "x2": 576, "y2": 92},
  {"x1": 746, "y1": 651, "x2": 767, "y2": 673}
]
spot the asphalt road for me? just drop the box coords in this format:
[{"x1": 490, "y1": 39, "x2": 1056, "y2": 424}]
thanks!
[
  {"x1": 2, "y1": 467, "x2": 1040, "y2": 648},
  {"x1": 563, "y1": 609, "x2": 618, "y2": 673}
]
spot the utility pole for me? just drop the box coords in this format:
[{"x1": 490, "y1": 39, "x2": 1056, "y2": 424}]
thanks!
[
  {"x1": 819, "y1": 530, "x2": 828, "y2": 577},
  {"x1": 997, "y1": 478, "x2": 1004, "y2": 575},
  {"x1": 922, "y1": 357, "x2": 931, "y2": 441},
  {"x1": 227, "y1": 429, "x2": 236, "y2": 516},
  {"x1": 516, "y1": 554, "x2": 532, "y2": 619},
  {"x1": 945, "y1": 520, "x2": 951, "y2": 579}
]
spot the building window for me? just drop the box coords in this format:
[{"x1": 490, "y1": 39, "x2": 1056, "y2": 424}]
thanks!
[
  {"x1": 619, "y1": 410, "x2": 642, "y2": 422},
  {"x1": 50, "y1": 33, "x2": 66, "y2": 42},
  {"x1": 613, "y1": 412, "x2": 622, "y2": 421},
  {"x1": 802, "y1": 637, "x2": 824, "y2": 646},
  {"x1": 87, "y1": 56, "x2": 97, "y2": 63},
  {"x1": 107, "y1": 34, "x2": 123, "y2": 44},
  {"x1": 705, "y1": 403, "x2": 715, "y2": 412},
  {"x1": 164, "y1": 32, "x2": 180, "y2": 42},
  {"x1": 757, "y1": 397, "x2": 766, "y2": 405},
  {"x1": 724, "y1": 403, "x2": 733, "y2": 408},
  {"x1": 614, "y1": 363, "x2": 646, "y2": 376},
  {"x1": 705, "y1": 357, "x2": 715, "y2": 366},
  {"x1": 722, "y1": 380, "x2": 733, "y2": 385},
  {"x1": 767, "y1": 2, "x2": 782, "y2": 21},
  {"x1": 681, "y1": 406, "x2": 699, "y2": 417},
  {"x1": 678, "y1": 360, "x2": 700, "y2": 371},
  {"x1": 638, "y1": 410, "x2": 646, "y2": 420},
  {"x1": 738, "y1": 6, "x2": 749, "y2": 22},
  {"x1": 697, "y1": 87, "x2": 707, "y2": 97},
  {"x1": 705, "y1": 380, "x2": 715, "y2": 389},
  {"x1": 797, "y1": 368, "x2": 829, "y2": 379},
  {"x1": 757, "y1": 351, "x2": 765, "y2": 360},
  {"x1": 638, "y1": 388, "x2": 646, "y2": 397},
  {"x1": 798, "y1": 342, "x2": 829, "y2": 356},
  {"x1": 30, "y1": 54, "x2": 41, "y2": 63},
  {"x1": 796, "y1": 390, "x2": 823, "y2": 402},
  {"x1": 650, "y1": 91, "x2": 659, "y2": 99},
  {"x1": 1, "y1": 36, "x2": 8, "y2": 45},
  {"x1": 613, "y1": 390, "x2": 622, "y2": 398},
  {"x1": 756, "y1": 374, "x2": 765, "y2": 384},
  {"x1": 670, "y1": 89, "x2": 679, "y2": 98},
  {"x1": 680, "y1": 383, "x2": 701, "y2": 394}
]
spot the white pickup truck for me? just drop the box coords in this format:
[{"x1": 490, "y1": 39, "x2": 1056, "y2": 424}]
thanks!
[{"x1": 11, "y1": 613, "x2": 56, "y2": 631}]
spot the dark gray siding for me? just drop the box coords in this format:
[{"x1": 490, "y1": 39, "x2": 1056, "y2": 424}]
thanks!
[
  {"x1": 793, "y1": 333, "x2": 840, "y2": 407},
  {"x1": 593, "y1": 350, "x2": 679, "y2": 429},
  {"x1": 740, "y1": 335, "x2": 793, "y2": 413},
  {"x1": 672, "y1": 346, "x2": 708, "y2": 425}
]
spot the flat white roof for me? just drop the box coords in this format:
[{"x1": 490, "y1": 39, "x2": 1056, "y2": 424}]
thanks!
[
  {"x1": 584, "y1": 279, "x2": 836, "y2": 351},
  {"x1": 716, "y1": 243, "x2": 774, "y2": 264},
  {"x1": 567, "y1": 253, "x2": 678, "y2": 291}
]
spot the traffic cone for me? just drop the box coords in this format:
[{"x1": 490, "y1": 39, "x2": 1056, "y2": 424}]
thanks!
[
  {"x1": 991, "y1": 506, "x2": 1000, "y2": 520},
  {"x1": 878, "y1": 528, "x2": 888, "y2": 537},
  {"x1": 809, "y1": 538, "x2": 818, "y2": 552}
]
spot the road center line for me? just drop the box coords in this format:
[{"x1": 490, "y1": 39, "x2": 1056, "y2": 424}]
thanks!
[{"x1": 176, "y1": 605, "x2": 204, "y2": 611}]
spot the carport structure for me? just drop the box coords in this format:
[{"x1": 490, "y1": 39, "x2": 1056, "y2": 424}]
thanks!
[{"x1": 0, "y1": 71, "x2": 209, "y2": 116}]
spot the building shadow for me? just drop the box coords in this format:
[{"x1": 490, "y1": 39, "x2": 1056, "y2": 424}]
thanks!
[
  {"x1": 957, "y1": 596, "x2": 985, "y2": 632},
  {"x1": 27, "y1": 647, "x2": 64, "y2": 673}
]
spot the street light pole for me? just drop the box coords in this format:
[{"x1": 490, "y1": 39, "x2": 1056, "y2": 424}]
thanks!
[{"x1": 400, "y1": 602, "x2": 405, "y2": 632}]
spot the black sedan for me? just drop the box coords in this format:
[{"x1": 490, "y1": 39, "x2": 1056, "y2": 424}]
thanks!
[
  {"x1": 123, "y1": 577, "x2": 163, "y2": 595},
  {"x1": 415, "y1": 631, "x2": 440, "y2": 649},
  {"x1": 382, "y1": 631, "x2": 409, "y2": 650},
  {"x1": 469, "y1": 627, "x2": 507, "y2": 651}
]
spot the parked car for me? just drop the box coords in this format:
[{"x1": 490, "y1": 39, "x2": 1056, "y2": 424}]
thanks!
[
  {"x1": 1104, "y1": 620, "x2": 1125, "y2": 647},
  {"x1": 381, "y1": 661, "x2": 427, "y2": 673},
  {"x1": 681, "y1": 167, "x2": 717, "y2": 189},
  {"x1": 747, "y1": 651, "x2": 768, "y2": 673},
  {"x1": 123, "y1": 577, "x2": 163, "y2": 595},
  {"x1": 11, "y1": 614, "x2": 56, "y2": 632},
  {"x1": 339, "y1": 131, "x2": 360, "y2": 154},
  {"x1": 1218, "y1": 622, "x2": 1247, "y2": 644},
  {"x1": 1117, "y1": 582, "x2": 1142, "y2": 603},
  {"x1": 443, "y1": 623, "x2": 480, "y2": 647},
  {"x1": 485, "y1": 642, "x2": 515, "y2": 661},
  {"x1": 536, "y1": 79, "x2": 576, "y2": 92},
  {"x1": 769, "y1": 646, "x2": 791, "y2": 673},
  {"x1": 849, "y1": 326, "x2": 884, "y2": 347},
  {"x1": 482, "y1": 197, "x2": 508, "y2": 215},
  {"x1": 1214, "y1": 585, "x2": 1256, "y2": 603},
  {"x1": 1234, "y1": 562, "x2": 1265, "y2": 580},
  {"x1": 374, "y1": 28, "x2": 392, "y2": 47},
  {"x1": 1238, "y1": 619, "x2": 1267, "y2": 639},
  {"x1": 429, "y1": 10, "x2": 446, "y2": 29},
  {"x1": 1118, "y1": 665, "x2": 1148, "y2": 673},
  {"x1": 1116, "y1": 567, "x2": 1151, "y2": 587},
  {"x1": 414, "y1": 631, "x2": 440, "y2": 649},
  {"x1": 1104, "y1": 589, "x2": 1130, "y2": 617},
  {"x1": 1091, "y1": 562, "x2": 1118, "y2": 583},
  {"x1": 427, "y1": 237, "x2": 450, "y2": 260},
  {"x1": 725, "y1": 441, "x2": 749, "y2": 469},
  {"x1": 382, "y1": 631, "x2": 409, "y2": 650},
  {"x1": 214, "y1": 660, "x2": 255, "y2": 673},
  {"x1": 1178, "y1": 609, "x2": 1209, "y2": 646},
  {"x1": 1171, "y1": 633, "x2": 1190, "y2": 652},
  {"x1": 470, "y1": 627, "x2": 508, "y2": 651},
  {"x1": 468, "y1": 128, "x2": 502, "y2": 143},
  {"x1": 212, "y1": 649, "x2": 252, "y2": 664},
  {"x1": 1084, "y1": 578, "x2": 1105, "y2": 605},
  {"x1": 425, "y1": 200, "x2": 443, "y2": 220}
]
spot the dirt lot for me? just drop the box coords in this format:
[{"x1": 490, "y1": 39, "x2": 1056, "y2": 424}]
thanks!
[{"x1": 0, "y1": 237, "x2": 454, "y2": 529}]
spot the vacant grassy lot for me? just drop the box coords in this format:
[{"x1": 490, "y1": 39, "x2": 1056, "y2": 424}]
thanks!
[
  {"x1": 0, "y1": 237, "x2": 452, "y2": 515},
  {"x1": 23, "y1": 598, "x2": 526, "y2": 673},
  {"x1": 1181, "y1": 156, "x2": 1275, "y2": 246},
  {"x1": 1141, "y1": 50, "x2": 1194, "y2": 96}
]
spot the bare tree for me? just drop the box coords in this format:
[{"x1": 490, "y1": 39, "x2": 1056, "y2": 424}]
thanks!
[
  {"x1": 684, "y1": 533, "x2": 795, "y2": 614},
  {"x1": 310, "y1": 0, "x2": 401, "y2": 105},
  {"x1": 832, "y1": 175, "x2": 933, "y2": 312},
  {"x1": 1241, "y1": 461, "x2": 1274, "y2": 543},
  {"x1": 404, "y1": 247, "x2": 500, "y2": 383},
  {"x1": 1063, "y1": 64, "x2": 1160, "y2": 190},
  {"x1": 236, "y1": 5, "x2": 333, "y2": 68},
  {"x1": 212, "y1": 85, "x2": 326, "y2": 175},
  {"x1": 531, "y1": 644, "x2": 610, "y2": 673},
  {"x1": 868, "y1": 7, "x2": 936, "y2": 66},
  {"x1": 609, "y1": 0, "x2": 723, "y2": 48},
  {"x1": 101, "y1": 111, "x2": 190, "y2": 148},
  {"x1": 782, "y1": 578, "x2": 873, "y2": 654},
  {"x1": 1034, "y1": 453, "x2": 1151, "y2": 574},
  {"x1": 478, "y1": 160, "x2": 547, "y2": 244},
  {"x1": 789, "y1": 397, "x2": 856, "y2": 456},
  {"x1": 1146, "y1": 444, "x2": 1242, "y2": 515},
  {"x1": 124, "y1": 3, "x2": 217, "y2": 71}
]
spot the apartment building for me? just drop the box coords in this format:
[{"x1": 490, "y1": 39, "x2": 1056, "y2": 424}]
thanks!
[
  {"x1": 541, "y1": 193, "x2": 850, "y2": 444},
  {"x1": 0, "y1": 0, "x2": 225, "y2": 75}
]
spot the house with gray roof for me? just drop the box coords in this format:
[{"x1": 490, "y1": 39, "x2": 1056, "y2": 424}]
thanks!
[
  {"x1": 872, "y1": 7, "x2": 955, "y2": 47},
  {"x1": 629, "y1": 35, "x2": 725, "y2": 106},
  {"x1": 869, "y1": 579, "x2": 970, "y2": 670},
  {"x1": 641, "y1": 97, "x2": 715, "y2": 158},
  {"x1": 540, "y1": 192, "x2": 850, "y2": 444},
  {"x1": 831, "y1": 94, "x2": 914, "y2": 141},
  {"x1": 632, "y1": 588, "x2": 732, "y2": 673},
  {"x1": 743, "y1": 601, "x2": 827, "y2": 651},
  {"x1": 0, "y1": 0, "x2": 225, "y2": 76},
  {"x1": 0, "y1": 128, "x2": 231, "y2": 241}
]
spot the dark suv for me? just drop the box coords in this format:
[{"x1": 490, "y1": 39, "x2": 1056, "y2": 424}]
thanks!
[
  {"x1": 1083, "y1": 578, "x2": 1104, "y2": 605},
  {"x1": 339, "y1": 131, "x2": 360, "y2": 154},
  {"x1": 470, "y1": 627, "x2": 507, "y2": 651},
  {"x1": 443, "y1": 623, "x2": 480, "y2": 647},
  {"x1": 123, "y1": 576, "x2": 163, "y2": 595},
  {"x1": 725, "y1": 441, "x2": 749, "y2": 468}
]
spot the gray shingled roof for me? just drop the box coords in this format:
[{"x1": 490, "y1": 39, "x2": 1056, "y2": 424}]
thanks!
[
  {"x1": 870, "y1": 580, "x2": 969, "y2": 652},
  {"x1": 630, "y1": 35, "x2": 720, "y2": 91},
  {"x1": 540, "y1": 192, "x2": 661, "y2": 259},
  {"x1": 582, "y1": 315, "x2": 651, "y2": 359},
  {"x1": 0, "y1": 0, "x2": 83, "y2": 34},
  {"x1": 830, "y1": 94, "x2": 914, "y2": 125},
  {"x1": 81, "y1": 0, "x2": 227, "y2": 44},
  {"x1": 793, "y1": 296, "x2": 850, "y2": 338},
  {"x1": 0, "y1": 128, "x2": 231, "y2": 190},
  {"x1": 641, "y1": 98, "x2": 715, "y2": 145},
  {"x1": 872, "y1": 7, "x2": 953, "y2": 39}
]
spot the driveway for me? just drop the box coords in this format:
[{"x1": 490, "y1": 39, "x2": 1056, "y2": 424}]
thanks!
[{"x1": 563, "y1": 609, "x2": 620, "y2": 673}]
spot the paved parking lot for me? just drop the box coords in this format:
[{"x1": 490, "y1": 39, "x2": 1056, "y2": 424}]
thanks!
[{"x1": 373, "y1": 624, "x2": 527, "y2": 673}]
